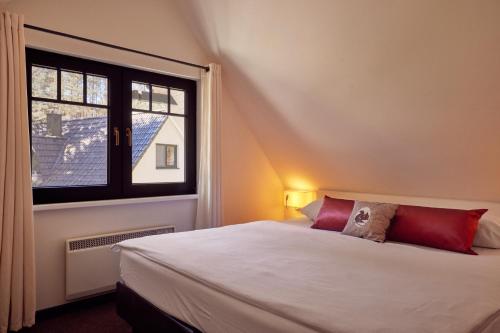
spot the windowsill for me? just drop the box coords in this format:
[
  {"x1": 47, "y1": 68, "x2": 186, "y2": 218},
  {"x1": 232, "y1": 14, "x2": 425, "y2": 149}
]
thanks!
[{"x1": 33, "y1": 194, "x2": 198, "y2": 212}]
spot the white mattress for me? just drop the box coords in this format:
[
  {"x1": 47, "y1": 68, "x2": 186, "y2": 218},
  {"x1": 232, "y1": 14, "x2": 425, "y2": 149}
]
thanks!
[
  {"x1": 117, "y1": 220, "x2": 500, "y2": 333},
  {"x1": 120, "y1": 249, "x2": 316, "y2": 332}
]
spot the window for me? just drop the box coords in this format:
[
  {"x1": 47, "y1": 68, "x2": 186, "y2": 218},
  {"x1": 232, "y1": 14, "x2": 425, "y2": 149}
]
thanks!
[
  {"x1": 27, "y1": 48, "x2": 196, "y2": 204},
  {"x1": 156, "y1": 144, "x2": 178, "y2": 169},
  {"x1": 30, "y1": 65, "x2": 110, "y2": 189}
]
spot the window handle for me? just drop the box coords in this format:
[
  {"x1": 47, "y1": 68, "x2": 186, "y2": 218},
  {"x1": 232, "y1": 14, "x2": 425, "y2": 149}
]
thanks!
[
  {"x1": 113, "y1": 127, "x2": 120, "y2": 146},
  {"x1": 125, "y1": 128, "x2": 132, "y2": 147}
]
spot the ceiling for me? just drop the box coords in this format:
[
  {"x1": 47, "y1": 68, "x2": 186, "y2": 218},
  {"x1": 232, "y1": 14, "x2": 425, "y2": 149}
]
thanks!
[{"x1": 178, "y1": 0, "x2": 500, "y2": 202}]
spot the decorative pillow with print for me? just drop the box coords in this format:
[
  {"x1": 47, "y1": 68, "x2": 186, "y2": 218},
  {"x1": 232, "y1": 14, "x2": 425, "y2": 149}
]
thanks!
[{"x1": 342, "y1": 201, "x2": 399, "y2": 242}]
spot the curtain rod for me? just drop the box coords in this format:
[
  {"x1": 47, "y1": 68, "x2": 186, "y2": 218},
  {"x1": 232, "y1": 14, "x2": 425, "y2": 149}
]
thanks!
[{"x1": 24, "y1": 24, "x2": 210, "y2": 72}]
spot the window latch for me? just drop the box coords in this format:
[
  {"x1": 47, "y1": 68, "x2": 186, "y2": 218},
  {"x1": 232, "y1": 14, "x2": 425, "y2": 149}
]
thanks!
[
  {"x1": 125, "y1": 128, "x2": 132, "y2": 147},
  {"x1": 113, "y1": 127, "x2": 120, "y2": 146}
]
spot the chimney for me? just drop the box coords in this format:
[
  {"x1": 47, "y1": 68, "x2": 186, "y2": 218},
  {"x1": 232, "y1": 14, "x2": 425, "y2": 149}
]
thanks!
[{"x1": 47, "y1": 113, "x2": 62, "y2": 137}]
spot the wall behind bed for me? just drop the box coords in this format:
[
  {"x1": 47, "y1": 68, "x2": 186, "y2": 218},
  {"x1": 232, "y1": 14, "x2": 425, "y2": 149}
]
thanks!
[{"x1": 2, "y1": 0, "x2": 283, "y2": 310}]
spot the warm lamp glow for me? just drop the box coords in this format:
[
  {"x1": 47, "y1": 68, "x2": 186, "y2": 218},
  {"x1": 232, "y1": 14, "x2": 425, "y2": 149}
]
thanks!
[
  {"x1": 286, "y1": 177, "x2": 316, "y2": 192},
  {"x1": 284, "y1": 190, "x2": 316, "y2": 208}
]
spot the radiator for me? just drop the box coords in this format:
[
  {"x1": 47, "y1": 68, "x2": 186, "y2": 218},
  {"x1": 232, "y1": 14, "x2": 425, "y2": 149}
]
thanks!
[{"x1": 65, "y1": 225, "x2": 175, "y2": 300}]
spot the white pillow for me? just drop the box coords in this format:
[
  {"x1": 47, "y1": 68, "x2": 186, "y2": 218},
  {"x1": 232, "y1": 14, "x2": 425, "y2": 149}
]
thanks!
[
  {"x1": 474, "y1": 215, "x2": 500, "y2": 248},
  {"x1": 299, "y1": 198, "x2": 324, "y2": 220}
]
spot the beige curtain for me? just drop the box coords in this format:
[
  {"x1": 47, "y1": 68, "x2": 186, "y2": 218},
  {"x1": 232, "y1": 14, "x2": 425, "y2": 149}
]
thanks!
[
  {"x1": 0, "y1": 12, "x2": 36, "y2": 333},
  {"x1": 195, "y1": 64, "x2": 222, "y2": 229}
]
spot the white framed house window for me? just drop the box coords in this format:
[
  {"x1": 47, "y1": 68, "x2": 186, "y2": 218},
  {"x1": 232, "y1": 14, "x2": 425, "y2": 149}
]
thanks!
[{"x1": 156, "y1": 144, "x2": 178, "y2": 169}]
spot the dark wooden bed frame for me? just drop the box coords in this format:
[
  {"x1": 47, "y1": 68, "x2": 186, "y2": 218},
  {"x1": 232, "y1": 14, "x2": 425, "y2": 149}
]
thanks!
[{"x1": 116, "y1": 282, "x2": 202, "y2": 333}]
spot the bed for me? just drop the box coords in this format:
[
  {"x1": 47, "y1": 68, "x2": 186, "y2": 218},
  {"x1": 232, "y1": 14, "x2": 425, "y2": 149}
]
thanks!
[{"x1": 114, "y1": 212, "x2": 500, "y2": 333}]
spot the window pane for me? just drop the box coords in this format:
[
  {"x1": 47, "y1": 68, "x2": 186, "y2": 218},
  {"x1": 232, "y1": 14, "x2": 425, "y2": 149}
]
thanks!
[
  {"x1": 132, "y1": 112, "x2": 184, "y2": 184},
  {"x1": 151, "y1": 85, "x2": 168, "y2": 112},
  {"x1": 166, "y1": 145, "x2": 177, "y2": 167},
  {"x1": 156, "y1": 144, "x2": 167, "y2": 168},
  {"x1": 132, "y1": 82, "x2": 150, "y2": 110},
  {"x1": 170, "y1": 89, "x2": 185, "y2": 115},
  {"x1": 61, "y1": 71, "x2": 83, "y2": 102},
  {"x1": 32, "y1": 66, "x2": 57, "y2": 99},
  {"x1": 155, "y1": 144, "x2": 177, "y2": 168},
  {"x1": 87, "y1": 75, "x2": 108, "y2": 105},
  {"x1": 31, "y1": 101, "x2": 108, "y2": 187}
]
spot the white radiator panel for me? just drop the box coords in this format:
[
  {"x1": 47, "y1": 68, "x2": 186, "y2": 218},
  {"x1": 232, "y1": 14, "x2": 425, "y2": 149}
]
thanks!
[{"x1": 65, "y1": 225, "x2": 174, "y2": 300}]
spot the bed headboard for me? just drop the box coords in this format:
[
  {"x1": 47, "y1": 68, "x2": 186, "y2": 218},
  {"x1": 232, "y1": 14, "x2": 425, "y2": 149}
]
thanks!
[{"x1": 318, "y1": 190, "x2": 500, "y2": 217}]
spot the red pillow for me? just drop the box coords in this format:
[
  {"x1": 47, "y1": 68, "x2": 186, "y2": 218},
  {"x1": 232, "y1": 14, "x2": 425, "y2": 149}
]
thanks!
[
  {"x1": 387, "y1": 205, "x2": 487, "y2": 254},
  {"x1": 311, "y1": 196, "x2": 355, "y2": 231}
]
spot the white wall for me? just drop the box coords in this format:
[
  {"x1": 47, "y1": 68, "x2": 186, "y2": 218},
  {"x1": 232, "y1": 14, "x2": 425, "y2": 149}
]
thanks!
[
  {"x1": 221, "y1": 86, "x2": 284, "y2": 224},
  {"x1": 179, "y1": 0, "x2": 500, "y2": 203},
  {"x1": 133, "y1": 117, "x2": 185, "y2": 183},
  {"x1": 34, "y1": 199, "x2": 196, "y2": 310}
]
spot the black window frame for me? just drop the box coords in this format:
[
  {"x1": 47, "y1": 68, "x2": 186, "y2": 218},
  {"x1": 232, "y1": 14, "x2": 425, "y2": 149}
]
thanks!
[{"x1": 27, "y1": 48, "x2": 197, "y2": 204}]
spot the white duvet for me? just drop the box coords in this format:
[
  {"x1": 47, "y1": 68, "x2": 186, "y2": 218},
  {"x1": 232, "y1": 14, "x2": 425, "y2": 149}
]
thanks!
[{"x1": 114, "y1": 221, "x2": 500, "y2": 333}]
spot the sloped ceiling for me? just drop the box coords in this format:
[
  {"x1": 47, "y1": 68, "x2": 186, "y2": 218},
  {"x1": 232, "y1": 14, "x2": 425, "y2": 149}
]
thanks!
[{"x1": 178, "y1": 0, "x2": 500, "y2": 202}]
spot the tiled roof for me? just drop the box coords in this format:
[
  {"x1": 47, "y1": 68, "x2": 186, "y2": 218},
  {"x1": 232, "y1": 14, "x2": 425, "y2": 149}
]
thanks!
[
  {"x1": 132, "y1": 113, "x2": 167, "y2": 165},
  {"x1": 32, "y1": 113, "x2": 166, "y2": 187}
]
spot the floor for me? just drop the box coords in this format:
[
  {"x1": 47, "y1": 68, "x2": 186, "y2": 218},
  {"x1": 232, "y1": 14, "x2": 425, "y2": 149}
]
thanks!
[{"x1": 18, "y1": 294, "x2": 132, "y2": 333}]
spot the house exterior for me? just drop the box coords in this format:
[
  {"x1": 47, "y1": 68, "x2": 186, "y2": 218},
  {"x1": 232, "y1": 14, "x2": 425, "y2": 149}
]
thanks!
[
  {"x1": 31, "y1": 113, "x2": 184, "y2": 187},
  {"x1": 132, "y1": 115, "x2": 184, "y2": 184}
]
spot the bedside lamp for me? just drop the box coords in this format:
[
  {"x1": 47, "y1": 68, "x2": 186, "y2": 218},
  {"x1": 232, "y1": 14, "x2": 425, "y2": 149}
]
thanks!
[{"x1": 284, "y1": 190, "x2": 316, "y2": 209}]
